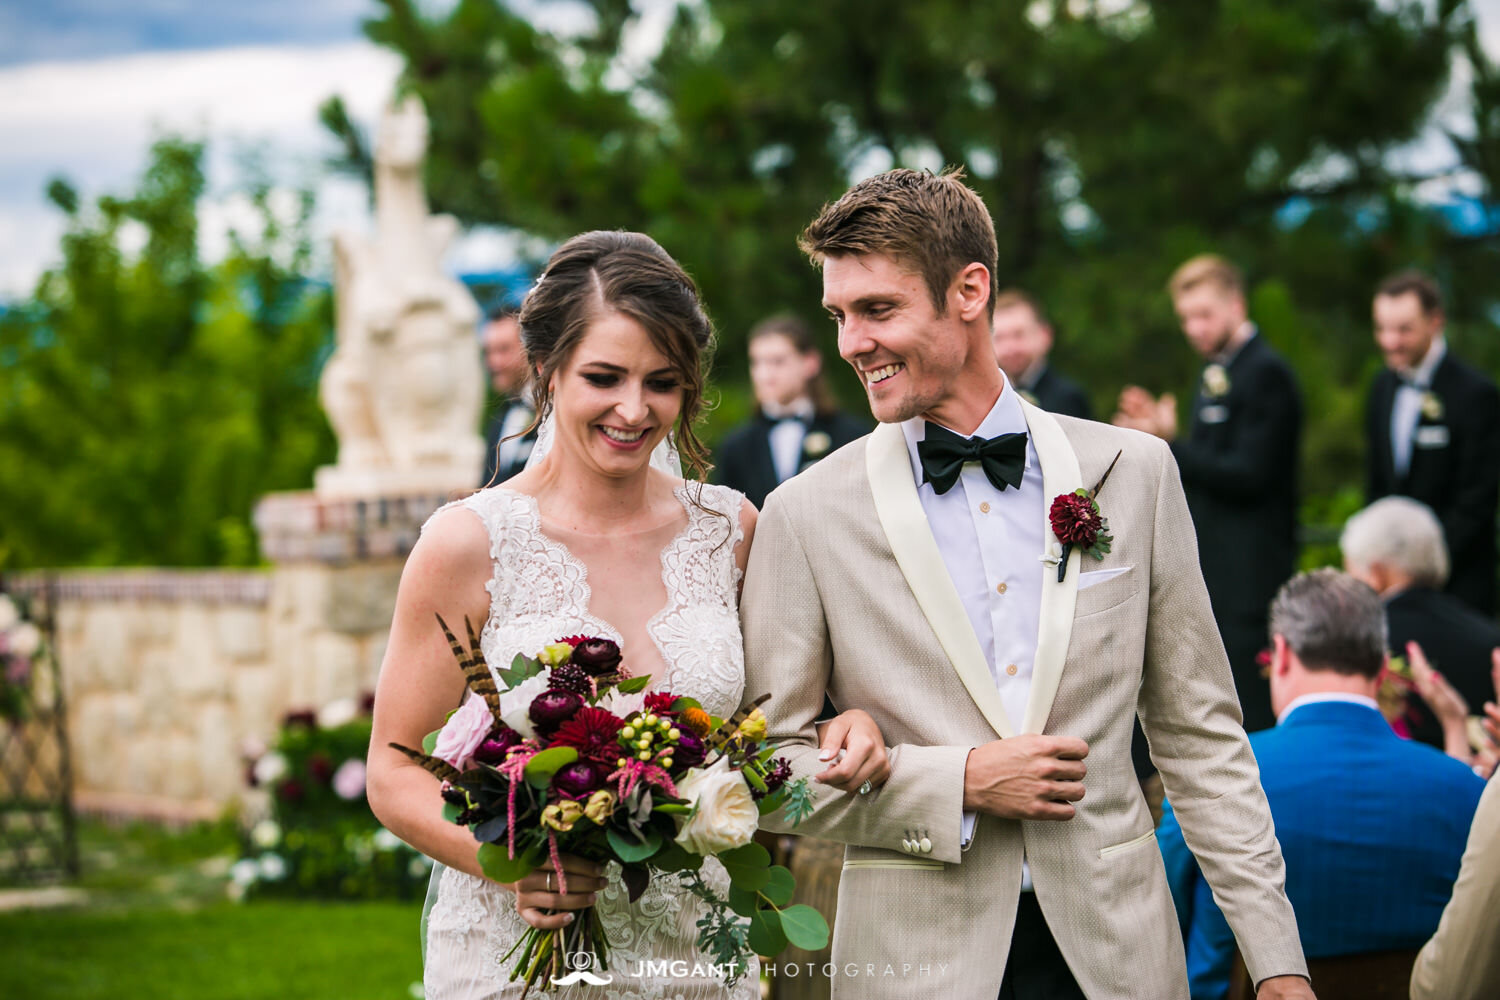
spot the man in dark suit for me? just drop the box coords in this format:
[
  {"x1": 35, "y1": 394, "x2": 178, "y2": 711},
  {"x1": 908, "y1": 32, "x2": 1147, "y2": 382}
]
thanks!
[
  {"x1": 1158, "y1": 569, "x2": 1485, "y2": 1000},
  {"x1": 1365, "y1": 270, "x2": 1500, "y2": 615},
  {"x1": 480, "y1": 306, "x2": 537, "y2": 486},
  {"x1": 1342, "y1": 495, "x2": 1500, "y2": 749},
  {"x1": 714, "y1": 314, "x2": 867, "y2": 509},
  {"x1": 1114, "y1": 254, "x2": 1302, "y2": 733},
  {"x1": 990, "y1": 289, "x2": 1093, "y2": 419}
]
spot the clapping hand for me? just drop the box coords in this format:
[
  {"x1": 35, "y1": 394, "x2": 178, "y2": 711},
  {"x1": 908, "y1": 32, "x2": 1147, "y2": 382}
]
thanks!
[
  {"x1": 1407, "y1": 641, "x2": 1484, "y2": 766},
  {"x1": 1111, "y1": 386, "x2": 1178, "y2": 441}
]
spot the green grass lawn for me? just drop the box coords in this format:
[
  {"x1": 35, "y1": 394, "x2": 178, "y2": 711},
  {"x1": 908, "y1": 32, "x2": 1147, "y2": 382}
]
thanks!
[
  {"x1": 1, "y1": 818, "x2": 424, "y2": 999},
  {"x1": 0, "y1": 900, "x2": 423, "y2": 1000}
]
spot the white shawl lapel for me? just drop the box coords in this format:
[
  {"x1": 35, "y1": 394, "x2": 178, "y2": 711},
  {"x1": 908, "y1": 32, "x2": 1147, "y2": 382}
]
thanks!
[{"x1": 865, "y1": 421, "x2": 1015, "y2": 739}]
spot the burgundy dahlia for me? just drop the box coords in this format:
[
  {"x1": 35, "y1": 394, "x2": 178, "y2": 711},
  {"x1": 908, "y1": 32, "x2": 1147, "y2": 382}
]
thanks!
[
  {"x1": 643, "y1": 692, "x2": 677, "y2": 715},
  {"x1": 571, "y1": 638, "x2": 623, "y2": 676},
  {"x1": 1049, "y1": 492, "x2": 1102, "y2": 547},
  {"x1": 529, "y1": 688, "x2": 584, "y2": 737},
  {"x1": 550, "y1": 707, "x2": 627, "y2": 763}
]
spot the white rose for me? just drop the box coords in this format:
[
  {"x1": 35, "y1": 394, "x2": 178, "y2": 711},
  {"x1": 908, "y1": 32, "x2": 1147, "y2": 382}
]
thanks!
[
  {"x1": 0, "y1": 596, "x2": 18, "y2": 632},
  {"x1": 250, "y1": 819, "x2": 282, "y2": 849},
  {"x1": 8, "y1": 622, "x2": 41, "y2": 659},
  {"x1": 497, "y1": 670, "x2": 552, "y2": 740},
  {"x1": 252, "y1": 751, "x2": 289, "y2": 787},
  {"x1": 317, "y1": 698, "x2": 359, "y2": 729},
  {"x1": 673, "y1": 758, "x2": 759, "y2": 857}
]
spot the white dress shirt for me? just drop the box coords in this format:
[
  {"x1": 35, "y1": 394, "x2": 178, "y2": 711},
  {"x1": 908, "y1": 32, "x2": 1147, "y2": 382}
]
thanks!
[
  {"x1": 1391, "y1": 336, "x2": 1447, "y2": 479},
  {"x1": 901, "y1": 372, "x2": 1043, "y2": 884},
  {"x1": 765, "y1": 398, "x2": 816, "y2": 484}
]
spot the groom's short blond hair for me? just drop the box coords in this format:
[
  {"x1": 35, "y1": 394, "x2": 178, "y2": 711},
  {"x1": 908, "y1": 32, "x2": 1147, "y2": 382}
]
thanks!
[{"x1": 799, "y1": 167, "x2": 999, "y2": 320}]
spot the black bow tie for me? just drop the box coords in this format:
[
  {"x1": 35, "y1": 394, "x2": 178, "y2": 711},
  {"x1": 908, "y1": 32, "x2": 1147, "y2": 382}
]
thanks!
[{"x1": 917, "y1": 423, "x2": 1028, "y2": 495}]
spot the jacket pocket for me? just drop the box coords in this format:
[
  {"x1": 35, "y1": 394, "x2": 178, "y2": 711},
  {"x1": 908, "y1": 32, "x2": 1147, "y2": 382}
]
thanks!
[
  {"x1": 1098, "y1": 828, "x2": 1157, "y2": 859},
  {"x1": 842, "y1": 858, "x2": 946, "y2": 872}
]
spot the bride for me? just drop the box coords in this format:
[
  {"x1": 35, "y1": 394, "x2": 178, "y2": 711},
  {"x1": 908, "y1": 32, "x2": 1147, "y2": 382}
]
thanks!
[{"x1": 367, "y1": 231, "x2": 890, "y2": 999}]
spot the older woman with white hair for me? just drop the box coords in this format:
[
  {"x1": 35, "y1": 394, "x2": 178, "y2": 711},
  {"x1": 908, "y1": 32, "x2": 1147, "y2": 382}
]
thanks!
[{"x1": 1342, "y1": 496, "x2": 1500, "y2": 752}]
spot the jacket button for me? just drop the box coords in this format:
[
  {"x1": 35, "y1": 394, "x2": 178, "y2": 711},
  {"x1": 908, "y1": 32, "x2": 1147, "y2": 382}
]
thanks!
[{"x1": 920, "y1": 837, "x2": 933, "y2": 854}]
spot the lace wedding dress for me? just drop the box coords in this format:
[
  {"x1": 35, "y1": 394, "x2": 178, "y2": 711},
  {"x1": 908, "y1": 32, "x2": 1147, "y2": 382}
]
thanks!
[{"x1": 422, "y1": 481, "x2": 759, "y2": 1000}]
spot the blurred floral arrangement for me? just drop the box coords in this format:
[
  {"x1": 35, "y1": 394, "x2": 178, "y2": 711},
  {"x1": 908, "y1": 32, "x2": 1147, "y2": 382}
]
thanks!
[
  {"x1": 0, "y1": 593, "x2": 45, "y2": 723},
  {"x1": 232, "y1": 695, "x2": 432, "y2": 901}
]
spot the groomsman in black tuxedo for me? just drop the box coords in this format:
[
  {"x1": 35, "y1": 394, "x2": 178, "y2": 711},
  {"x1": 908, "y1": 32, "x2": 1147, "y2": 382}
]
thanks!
[
  {"x1": 480, "y1": 306, "x2": 537, "y2": 486},
  {"x1": 990, "y1": 289, "x2": 1093, "y2": 420},
  {"x1": 1114, "y1": 254, "x2": 1302, "y2": 733},
  {"x1": 1365, "y1": 270, "x2": 1500, "y2": 615},
  {"x1": 714, "y1": 315, "x2": 868, "y2": 508}
]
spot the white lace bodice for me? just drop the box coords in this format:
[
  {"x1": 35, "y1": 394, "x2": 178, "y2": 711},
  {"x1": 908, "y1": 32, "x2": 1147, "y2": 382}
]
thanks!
[{"x1": 422, "y1": 482, "x2": 757, "y2": 1000}]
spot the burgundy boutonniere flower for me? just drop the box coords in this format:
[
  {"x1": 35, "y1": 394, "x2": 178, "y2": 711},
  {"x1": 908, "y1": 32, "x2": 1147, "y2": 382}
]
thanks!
[{"x1": 1048, "y1": 450, "x2": 1122, "y2": 583}]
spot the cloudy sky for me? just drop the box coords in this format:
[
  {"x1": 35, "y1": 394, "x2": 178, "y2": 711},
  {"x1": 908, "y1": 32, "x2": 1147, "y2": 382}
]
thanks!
[{"x1": 0, "y1": 1, "x2": 1496, "y2": 299}]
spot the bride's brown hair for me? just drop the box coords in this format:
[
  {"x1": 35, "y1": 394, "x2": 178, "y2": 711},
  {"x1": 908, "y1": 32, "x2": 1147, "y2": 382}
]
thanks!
[{"x1": 519, "y1": 231, "x2": 717, "y2": 484}]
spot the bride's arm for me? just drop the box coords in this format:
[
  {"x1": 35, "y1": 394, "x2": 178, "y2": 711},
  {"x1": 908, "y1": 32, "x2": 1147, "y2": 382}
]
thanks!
[
  {"x1": 367, "y1": 506, "x2": 607, "y2": 925},
  {"x1": 366, "y1": 506, "x2": 501, "y2": 879}
]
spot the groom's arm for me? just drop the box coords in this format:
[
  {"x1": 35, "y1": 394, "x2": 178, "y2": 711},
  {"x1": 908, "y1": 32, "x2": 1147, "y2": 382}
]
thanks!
[
  {"x1": 1136, "y1": 439, "x2": 1307, "y2": 988},
  {"x1": 740, "y1": 489, "x2": 971, "y2": 863}
]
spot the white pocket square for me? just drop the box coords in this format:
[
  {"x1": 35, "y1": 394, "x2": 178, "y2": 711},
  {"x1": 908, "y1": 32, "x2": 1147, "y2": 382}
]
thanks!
[{"x1": 1078, "y1": 566, "x2": 1132, "y2": 591}]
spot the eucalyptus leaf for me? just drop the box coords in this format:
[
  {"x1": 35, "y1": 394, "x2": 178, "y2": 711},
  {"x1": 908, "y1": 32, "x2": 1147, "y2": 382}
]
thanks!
[
  {"x1": 477, "y1": 842, "x2": 540, "y2": 883},
  {"x1": 760, "y1": 865, "x2": 795, "y2": 908},
  {"x1": 747, "y1": 907, "x2": 788, "y2": 956},
  {"x1": 607, "y1": 824, "x2": 662, "y2": 863},
  {"x1": 718, "y1": 842, "x2": 771, "y2": 891},
  {"x1": 614, "y1": 675, "x2": 651, "y2": 694},
  {"x1": 524, "y1": 746, "x2": 579, "y2": 788},
  {"x1": 778, "y1": 904, "x2": 831, "y2": 950},
  {"x1": 726, "y1": 883, "x2": 758, "y2": 918}
]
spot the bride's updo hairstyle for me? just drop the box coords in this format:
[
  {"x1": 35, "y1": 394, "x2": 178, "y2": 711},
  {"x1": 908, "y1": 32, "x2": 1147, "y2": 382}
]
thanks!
[{"x1": 519, "y1": 230, "x2": 717, "y2": 482}]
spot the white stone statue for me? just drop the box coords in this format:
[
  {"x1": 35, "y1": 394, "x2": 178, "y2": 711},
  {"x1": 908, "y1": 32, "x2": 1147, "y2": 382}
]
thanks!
[{"x1": 316, "y1": 94, "x2": 483, "y2": 500}]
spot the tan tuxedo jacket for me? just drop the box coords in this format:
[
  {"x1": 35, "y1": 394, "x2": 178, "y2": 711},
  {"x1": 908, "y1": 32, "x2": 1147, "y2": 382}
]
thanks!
[{"x1": 740, "y1": 401, "x2": 1306, "y2": 1000}]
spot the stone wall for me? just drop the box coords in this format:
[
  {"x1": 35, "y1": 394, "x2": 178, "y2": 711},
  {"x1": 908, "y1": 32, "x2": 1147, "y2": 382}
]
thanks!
[{"x1": 6, "y1": 489, "x2": 447, "y2": 821}]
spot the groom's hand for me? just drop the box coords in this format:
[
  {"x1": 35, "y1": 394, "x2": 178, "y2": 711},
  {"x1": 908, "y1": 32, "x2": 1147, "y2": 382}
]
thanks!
[{"x1": 961, "y1": 736, "x2": 1089, "y2": 820}]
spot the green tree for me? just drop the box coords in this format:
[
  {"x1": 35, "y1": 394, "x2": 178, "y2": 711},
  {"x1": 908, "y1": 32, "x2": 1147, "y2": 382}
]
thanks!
[
  {"x1": 359, "y1": 0, "x2": 1499, "y2": 498},
  {"x1": 0, "y1": 138, "x2": 334, "y2": 568}
]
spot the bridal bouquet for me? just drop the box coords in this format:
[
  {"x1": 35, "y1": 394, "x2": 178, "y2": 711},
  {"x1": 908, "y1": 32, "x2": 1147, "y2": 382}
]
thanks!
[{"x1": 390, "y1": 617, "x2": 827, "y2": 993}]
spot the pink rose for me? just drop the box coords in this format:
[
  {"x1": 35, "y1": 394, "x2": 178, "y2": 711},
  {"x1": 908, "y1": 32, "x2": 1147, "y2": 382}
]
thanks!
[
  {"x1": 332, "y1": 758, "x2": 367, "y2": 800},
  {"x1": 433, "y1": 696, "x2": 494, "y2": 771}
]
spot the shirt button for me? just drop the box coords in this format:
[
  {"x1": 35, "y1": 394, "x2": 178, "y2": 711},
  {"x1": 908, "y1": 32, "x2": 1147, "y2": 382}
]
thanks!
[
  {"x1": 979, "y1": 502, "x2": 991, "y2": 514},
  {"x1": 996, "y1": 582, "x2": 1008, "y2": 595},
  {"x1": 1006, "y1": 664, "x2": 1018, "y2": 676}
]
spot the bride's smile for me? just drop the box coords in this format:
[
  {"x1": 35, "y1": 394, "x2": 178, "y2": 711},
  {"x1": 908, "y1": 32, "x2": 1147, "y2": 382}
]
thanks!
[{"x1": 549, "y1": 309, "x2": 685, "y2": 477}]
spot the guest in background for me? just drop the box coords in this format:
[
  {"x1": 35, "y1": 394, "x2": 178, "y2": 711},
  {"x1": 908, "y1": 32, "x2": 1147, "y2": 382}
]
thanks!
[
  {"x1": 714, "y1": 314, "x2": 867, "y2": 508},
  {"x1": 1365, "y1": 269, "x2": 1500, "y2": 615},
  {"x1": 1157, "y1": 569, "x2": 1485, "y2": 1000},
  {"x1": 479, "y1": 305, "x2": 536, "y2": 486},
  {"x1": 1410, "y1": 777, "x2": 1500, "y2": 1000},
  {"x1": 1114, "y1": 254, "x2": 1302, "y2": 732},
  {"x1": 990, "y1": 289, "x2": 1092, "y2": 419},
  {"x1": 1341, "y1": 496, "x2": 1500, "y2": 749}
]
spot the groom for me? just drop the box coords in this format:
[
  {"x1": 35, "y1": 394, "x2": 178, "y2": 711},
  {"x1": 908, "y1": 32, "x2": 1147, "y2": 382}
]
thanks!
[{"x1": 740, "y1": 169, "x2": 1312, "y2": 1000}]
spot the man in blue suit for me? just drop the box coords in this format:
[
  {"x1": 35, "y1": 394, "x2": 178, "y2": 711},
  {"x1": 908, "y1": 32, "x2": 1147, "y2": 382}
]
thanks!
[{"x1": 1157, "y1": 568, "x2": 1485, "y2": 999}]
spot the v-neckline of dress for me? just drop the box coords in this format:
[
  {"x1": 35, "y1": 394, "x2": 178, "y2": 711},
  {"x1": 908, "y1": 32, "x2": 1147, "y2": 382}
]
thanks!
[{"x1": 495, "y1": 484, "x2": 696, "y2": 681}]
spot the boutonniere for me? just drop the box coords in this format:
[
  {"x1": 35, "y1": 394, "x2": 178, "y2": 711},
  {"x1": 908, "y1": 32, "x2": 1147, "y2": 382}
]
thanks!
[
  {"x1": 1201, "y1": 364, "x2": 1230, "y2": 399},
  {"x1": 1420, "y1": 391, "x2": 1444, "y2": 422},
  {"x1": 802, "y1": 431, "x2": 832, "y2": 458},
  {"x1": 1048, "y1": 450, "x2": 1122, "y2": 583}
]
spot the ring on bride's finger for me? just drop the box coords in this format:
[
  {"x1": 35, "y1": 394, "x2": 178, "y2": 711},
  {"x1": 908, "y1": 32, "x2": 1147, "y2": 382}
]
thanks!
[
  {"x1": 546, "y1": 872, "x2": 554, "y2": 892},
  {"x1": 858, "y1": 779, "x2": 873, "y2": 795}
]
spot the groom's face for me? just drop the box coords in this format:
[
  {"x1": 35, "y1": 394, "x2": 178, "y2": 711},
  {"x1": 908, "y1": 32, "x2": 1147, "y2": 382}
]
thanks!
[{"x1": 823, "y1": 253, "x2": 967, "y2": 424}]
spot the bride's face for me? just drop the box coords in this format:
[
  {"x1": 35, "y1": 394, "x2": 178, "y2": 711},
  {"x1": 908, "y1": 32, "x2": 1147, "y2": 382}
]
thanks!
[{"x1": 548, "y1": 309, "x2": 685, "y2": 478}]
